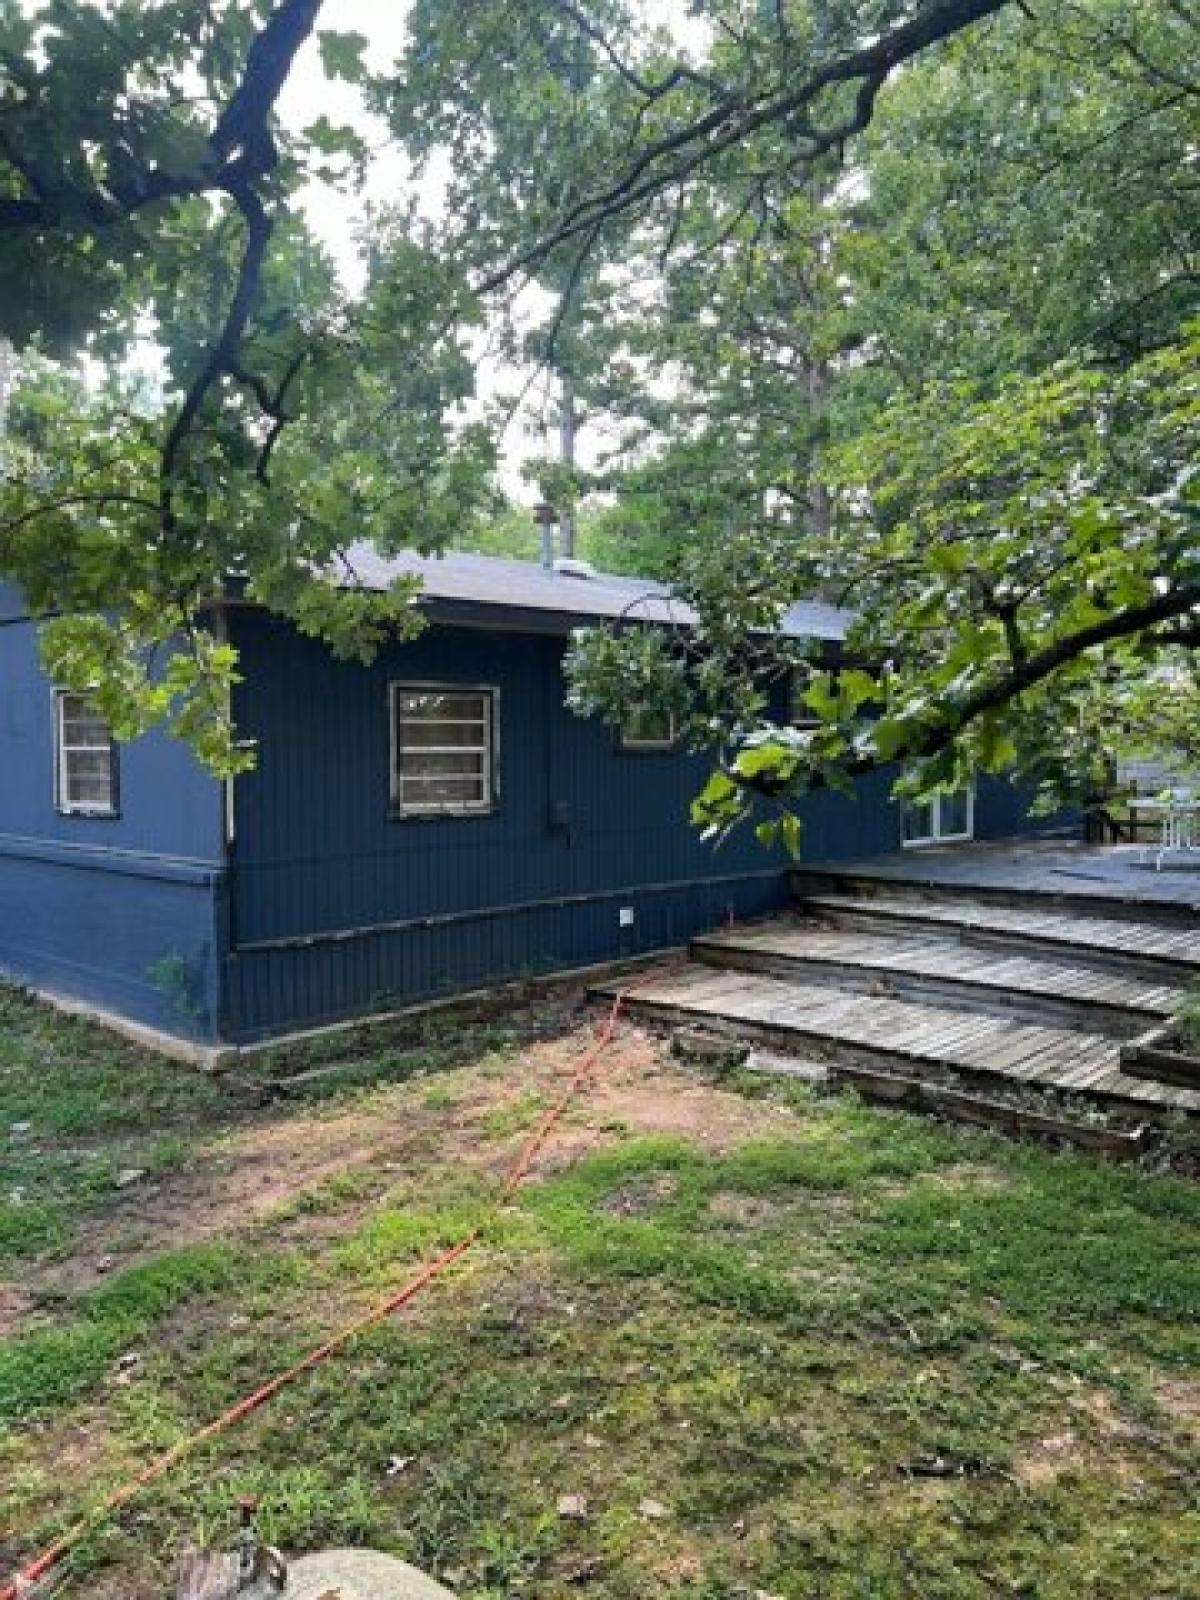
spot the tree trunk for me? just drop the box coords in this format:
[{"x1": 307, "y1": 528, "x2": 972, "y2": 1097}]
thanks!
[
  {"x1": 804, "y1": 356, "x2": 832, "y2": 540},
  {"x1": 558, "y1": 367, "x2": 577, "y2": 559}
]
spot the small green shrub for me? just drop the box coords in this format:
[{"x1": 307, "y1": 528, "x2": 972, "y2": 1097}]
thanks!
[{"x1": 1175, "y1": 986, "x2": 1200, "y2": 1052}]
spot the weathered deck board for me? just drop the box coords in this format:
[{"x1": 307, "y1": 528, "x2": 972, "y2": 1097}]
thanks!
[
  {"x1": 798, "y1": 840, "x2": 1200, "y2": 915},
  {"x1": 796, "y1": 894, "x2": 1200, "y2": 976},
  {"x1": 695, "y1": 923, "x2": 1182, "y2": 1020},
  {"x1": 606, "y1": 848, "x2": 1200, "y2": 1120},
  {"x1": 600, "y1": 964, "x2": 1200, "y2": 1114}
]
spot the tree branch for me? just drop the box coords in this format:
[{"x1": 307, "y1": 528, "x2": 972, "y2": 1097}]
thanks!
[
  {"x1": 477, "y1": 0, "x2": 1012, "y2": 295},
  {"x1": 0, "y1": 0, "x2": 324, "y2": 233},
  {"x1": 160, "y1": 185, "x2": 273, "y2": 524},
  {"x1": 849, "y1": 585, "x2": 1200, "y2": 778}
]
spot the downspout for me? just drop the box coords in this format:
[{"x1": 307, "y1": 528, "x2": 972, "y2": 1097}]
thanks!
[{"x1": 210, "y1": 599, "x2": 239, "y2": 1040}]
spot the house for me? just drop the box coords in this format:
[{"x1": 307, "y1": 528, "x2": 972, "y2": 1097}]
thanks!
[{"x1": 0, "y1": 548, "x2": 1049, "y2": 1056}]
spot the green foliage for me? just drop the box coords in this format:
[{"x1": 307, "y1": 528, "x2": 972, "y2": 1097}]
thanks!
[
  {"x1": 0, "y1": 3, "x2": 500, "y2": 770},
  {"x1": 551, "y1": 3, "x2": 1200, "y2": 839},
  {"x1": 3, "y1": 0, "x2": 1199, "y2": 819},
  {"x1": 1176, "y1": 988, "x2": 1200, "y2": 1055}
]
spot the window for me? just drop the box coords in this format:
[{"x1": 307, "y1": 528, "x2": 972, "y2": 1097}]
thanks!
[
  {"x1": 619, "y1": 706, "x2": 676, "y2": 751},
  {"x1": 790, "y1": 671, "x2": 823, "y2": 730},
  {"x1": 390, "y1": 685, "x2": 496, "y2": 815},
  {"x1": 902, "y1": 785, "x2": 975, "y2": 847},
  {"x1": 54, "y1": 692, "x2": 118, "y2": 816}
]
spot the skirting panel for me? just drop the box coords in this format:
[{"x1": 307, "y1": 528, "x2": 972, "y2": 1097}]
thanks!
[
  {"x1": 222, "y1": 871, "x2": 791, "y2": 1042},
  {"x1": 0, "y1": 853, "x2": 222, "y2": 1042}
]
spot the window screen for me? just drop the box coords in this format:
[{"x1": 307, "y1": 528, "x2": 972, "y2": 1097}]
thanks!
[
  {"x1": 390, "y1": 686, "x2": 495, "y2": 814},
  {"x1": 55, "y1": 692, "x2": 117, "y2": 815}
]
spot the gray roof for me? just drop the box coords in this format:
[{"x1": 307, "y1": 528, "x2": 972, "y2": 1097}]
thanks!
[{"x1": 342, "y1": 544, "x2": 849, "y2": 642}]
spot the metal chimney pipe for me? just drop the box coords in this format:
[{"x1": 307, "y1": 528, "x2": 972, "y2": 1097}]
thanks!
[{"x1": 534, "y1": 501, "x2": 556, "y2": 569}]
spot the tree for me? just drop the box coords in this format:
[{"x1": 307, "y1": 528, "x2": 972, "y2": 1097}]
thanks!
[
  {"x1": 3, "y1": 0, "x2": 1196, "y2": 843},
  {"x1": 0, "y1": 0, "x2": 1020, "y2": 768},
  {"x1": 1, "y1": 0, "x2": 496, "y2": 763},
  {"x1": 555, "y1": 1, "x2": 1200, "y2": 841}
]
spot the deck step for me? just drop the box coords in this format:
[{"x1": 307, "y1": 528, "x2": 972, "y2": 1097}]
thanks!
[
  {"x1": 791, "y1": 851, "x2": 1200, "y2": 929},
  {"x1": 791, "y1": 893, "x2": 1200, "y2": 984},
  {"x1": 597, "y1": 966, "x2": 1200, "y2": 1115},
  {"x1": 692, "y1": 923, "x2": 1182, "y2": 1037}
]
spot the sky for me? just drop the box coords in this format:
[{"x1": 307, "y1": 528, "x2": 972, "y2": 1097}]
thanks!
[
  {"x1": 275, "y1": 1, "x2": 702, "y2": 502},
  {"x1": 278, "y1": 1, "x2": 416, "y2": 290},
  {"x1": 278, "y1": 1, "x2": 565, "y2": 501}
]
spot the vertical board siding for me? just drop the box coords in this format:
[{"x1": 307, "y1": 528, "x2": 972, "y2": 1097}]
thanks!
[
  {"x1": 225, "y1": 614, "x2": 807, "y2": 1037},
  {"x1": 0, "y1": 586, "x2": 1059, "y2": 1047},
  {"x1": 0, "y1": 591, "x2": 224, "y2": 861},
  {"x1": 0, "y1": 592, "x2": 225, "y2": 1038},
  {"x1": 223, "y1": 872, "x2": 789, "y2": 1043},
  {"x1": 222, "y1": 613, "x2": 1048, "y2": 1042}
]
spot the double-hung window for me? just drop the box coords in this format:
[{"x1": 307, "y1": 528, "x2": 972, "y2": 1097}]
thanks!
[
  {"x1": 390, "y1": 684, "x2": 496, "y2": 816},
  {"x1": 55, "y1": 692, "x2": 118, "y2": 817}
]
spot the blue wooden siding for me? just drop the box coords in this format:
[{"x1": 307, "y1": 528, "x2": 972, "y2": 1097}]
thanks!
[
  {"x1": 0, "y1": 583, "x2": 1056, "y2": 1047},
  {"x1": 220, "y1": 611, "x2": 1040, "y2": 1041},
  {"x1": 0, "y1": 590, "x2": 225, "y2": 1039}
]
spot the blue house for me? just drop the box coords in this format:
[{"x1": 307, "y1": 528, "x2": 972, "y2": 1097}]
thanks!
[{"x1": 0, "y1": 549, "x2": 1044, "y2": 1055}]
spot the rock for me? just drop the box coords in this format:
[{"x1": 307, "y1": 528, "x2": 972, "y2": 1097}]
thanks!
[
  {"x1": 282, "y1": 1551, "x2": 457, "y2": 1599},
  {"x1": 557, "y1": 1493, "x2": 588, "y2": 1520},
  {"x1": 176, "y1": 1547, "x2": 241, "y2": 1599},
  {"x1": 116, "y1": 1167, "x2": 147, "y2": 1188},
  {"x1": 638, "y1": 1498, "x2": 668, "y2": 1520}
]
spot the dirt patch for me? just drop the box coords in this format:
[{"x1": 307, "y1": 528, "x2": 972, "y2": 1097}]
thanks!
[
  {"x1": 569, "y1": 1032, "x2": 790, "y2": 1143},
  {"x1": 1010, "y1": 1404, "x2": 1151, "y2": 1490},
  {"x1": 22, "y1": 1109, "x2": 426, "y2": 1301},
  {"x1": 0, "y1": 1280, "x2": 34, "y2": 1335},
  {"x1": 1010, "y1": 1431, "x2": 1082, "y2": 1488},
  {"x1": 1155, "y1": 1378, "x2": 1200, "y2": 1438},
  {"x1": 603, "y1": 1173, "x2": 678, "y2": 1216},
  {"x1": 11, "y1": 1022, "x2": 788, "y2": 1322},
  {"x1": 930, "y1": 1161, "x2": 1018, "y2": 1193},
  {"x1": 708, "y1": 1190, "x2": 791, "y2": 1227}
]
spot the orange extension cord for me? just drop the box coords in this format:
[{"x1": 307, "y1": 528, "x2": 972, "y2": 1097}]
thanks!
[{"x1": 1, "y1": 982, "x2": 644, "y2": 1600}]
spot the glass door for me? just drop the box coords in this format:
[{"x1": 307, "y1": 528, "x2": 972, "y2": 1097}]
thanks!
[{"x1": 902, "y1": 786, "x2": 974, "y2": 846}]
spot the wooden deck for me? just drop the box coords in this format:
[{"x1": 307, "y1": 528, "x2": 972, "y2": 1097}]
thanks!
[
  {"x1": 600, "y1": 843, "x2": 1200, "y2": 1120},
  {"x1": 792, "y1": 892, "x2": 1200, "y2": 982},
  {"x1": 606, "y1": 964, "x2": 1199, "y2": 1112},
  {"x1": 797, "y1": 839, "x2": 1200, "y2": 916},
  {"x1": 693, "y1": 921, "x2": 1182, "y2": 1034}
]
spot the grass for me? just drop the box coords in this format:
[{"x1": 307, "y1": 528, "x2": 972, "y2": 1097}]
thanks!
[
  {"x1": 0, "y1": 982, "x2": 1197, "y2": 1598},
  {"x1": 0, "y1": 987, "x2": 230, "y2": 1265}
]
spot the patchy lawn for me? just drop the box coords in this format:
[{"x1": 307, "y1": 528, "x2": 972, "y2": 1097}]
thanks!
[{"x1": 1, "y1": 983, "x2": 1198, "y2": 1599}]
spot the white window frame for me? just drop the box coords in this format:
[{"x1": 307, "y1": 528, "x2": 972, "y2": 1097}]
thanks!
[
  {"x1": 619, "y1": 707, "x2": 678, "y2": 752},
  {"x1": 389, "y1": 682, "x2": 497, "y2": 818},
  {"x1": 53, "y1": 690, "x2": 119, "y2": 818},
  {"x1": 901, "y1": 784, "x2": 975, "y2": 848},
  {"x1": 789, "y1": 668, "x2": 823, "y2": 731}
]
